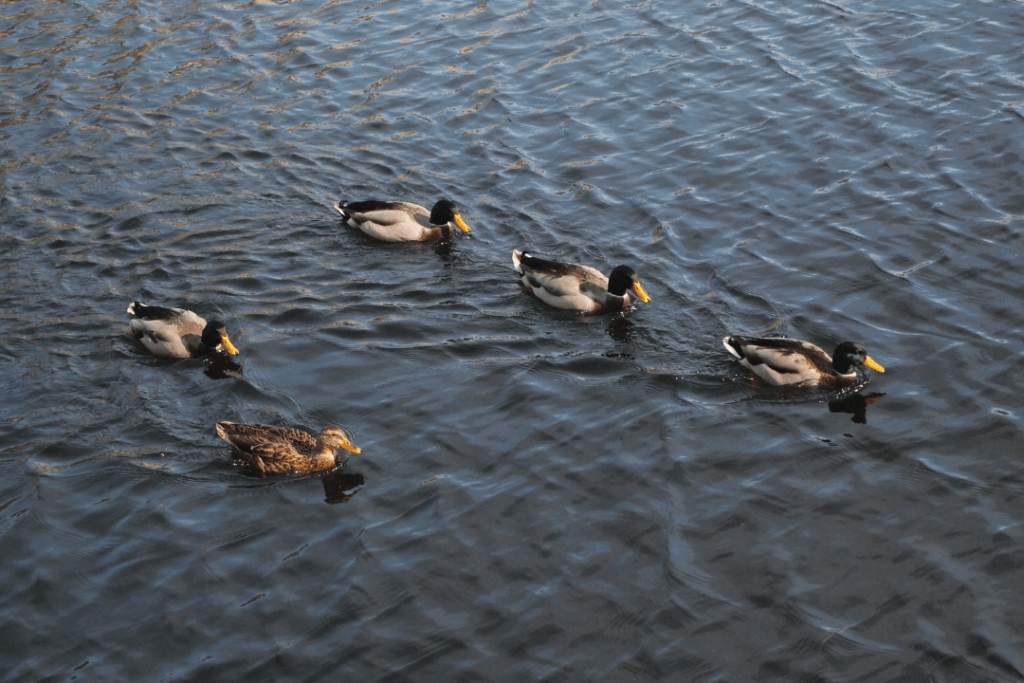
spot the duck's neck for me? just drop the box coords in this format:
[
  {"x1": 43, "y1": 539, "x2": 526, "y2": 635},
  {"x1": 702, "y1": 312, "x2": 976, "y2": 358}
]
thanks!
[
  {"x1": 312, "y1": 439, "x2": 338, "y2": 462},
  {"x1": 831, "y1": 357, "x2": 857, "y2": 376}
]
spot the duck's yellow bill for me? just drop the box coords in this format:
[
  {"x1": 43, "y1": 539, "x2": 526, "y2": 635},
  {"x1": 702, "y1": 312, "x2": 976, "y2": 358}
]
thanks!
[
  {"x1": 221, "y1": 335, "x2": 240, "y2": 356},
  {"x1": 632, "y1": 281, "x2": 651, "y2": 303},
  {"x1": 864, "y1": 356, "x2": 885, "y2": 373},
  {"x1": 453, "y1": 214, "x2": 472, "y2": 233},
  {"x1": 341, "y1": 442, "x2": 362, "y2": 454}
]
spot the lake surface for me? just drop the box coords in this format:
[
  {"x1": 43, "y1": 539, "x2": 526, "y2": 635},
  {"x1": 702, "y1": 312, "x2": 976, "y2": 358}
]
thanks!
[{"x1": 2, "y1": 0, "x2": 1024, "y2": 680}]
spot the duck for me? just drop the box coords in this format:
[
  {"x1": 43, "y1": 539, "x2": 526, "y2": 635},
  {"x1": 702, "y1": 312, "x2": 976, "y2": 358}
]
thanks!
[
  {"x1": 512, "y1": 249, "x2": 651, "y2": 314},
  {"x1": 215, "y1": 422, "x2": 362, "y2": 475},
  {"x1": 722, "y1": 336, "x2": 885, "y2": 387},
  {"x1": 334, "y1": 198, "x2": 472, "y2": 242},
  {"x1": 127, "y1": 301, "x2": 239, "y2": 359}
]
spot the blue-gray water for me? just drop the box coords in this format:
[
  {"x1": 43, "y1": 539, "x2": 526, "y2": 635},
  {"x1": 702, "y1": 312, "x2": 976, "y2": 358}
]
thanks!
[{"x1": 2, "y1": 0, "x2": 1023, "y2": 680}]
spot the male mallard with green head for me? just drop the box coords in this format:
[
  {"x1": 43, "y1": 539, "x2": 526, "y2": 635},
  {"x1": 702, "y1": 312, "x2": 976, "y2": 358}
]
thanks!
[
  {"x1": 512, "y1": 249, "x2": 651, "y2": 314},
  {"x1": 335, "y1": 198, "x2": 472, "y2": 242},
  {"x1": 723, "y1": 336, "x2": 885, "y2": 387},
  {"x1": 128, "y1": 301, "x2": 239, "y2": 359}
]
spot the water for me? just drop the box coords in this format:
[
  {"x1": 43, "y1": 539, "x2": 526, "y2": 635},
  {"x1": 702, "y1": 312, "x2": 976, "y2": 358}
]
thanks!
[{"x1": 2, "y1": 0, "x2": 1024, "y2": 680}]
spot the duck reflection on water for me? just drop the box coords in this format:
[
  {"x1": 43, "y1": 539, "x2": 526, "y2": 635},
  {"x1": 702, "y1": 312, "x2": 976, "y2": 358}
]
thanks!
[
  {"x1": 321, "y1": 470, "x2": 366, "y2": 505},
  {"x1": 230, "y1": 467, "x2": 366, "y2": 505},
  {"x1": 829, "y1": 393, "x2": 886, "y2": 424},
  {"x1": 204, "y1": 355, "x2": 244, "y2": 380},
  {"x1": 606, "y1": 316, "x2": 637, "y2": 343}
]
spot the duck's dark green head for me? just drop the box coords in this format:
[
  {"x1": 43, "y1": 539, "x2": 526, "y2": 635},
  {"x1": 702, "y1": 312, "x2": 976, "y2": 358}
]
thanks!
[
  {"x1": 431, "y1": 199, "x2": 471, "y2": 233},
  {"x1": 202, "y1": 321, "x2": 239, "y2": 355},
  {"x1": 607, "y1": 265, "x2": 651, "y2": 302},
  {"x1": 833, "y1": 341, "x2": 884, "y2": 375}
]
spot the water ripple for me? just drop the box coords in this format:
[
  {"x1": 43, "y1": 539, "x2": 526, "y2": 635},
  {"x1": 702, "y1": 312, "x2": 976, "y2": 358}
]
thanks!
[{"x1": 2, "y1": 0, "x2": 1024, "y2": 679}]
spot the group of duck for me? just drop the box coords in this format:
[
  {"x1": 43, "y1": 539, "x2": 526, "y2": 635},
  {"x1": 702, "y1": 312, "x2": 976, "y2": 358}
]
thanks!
[{"x1": 126, "y1": 196, "x2": 886, "y2": 477}]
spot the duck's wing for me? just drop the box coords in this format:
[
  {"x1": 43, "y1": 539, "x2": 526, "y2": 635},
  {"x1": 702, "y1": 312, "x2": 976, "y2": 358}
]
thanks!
[
  {"x1": 216, "y1": 422, "x2": 315, "y2": 450},
  {"x1": 519, "y1": 255, "x2": 604, "y2": 290},
  {"x1": 221, "y1": 438, "x2": 281, "y2": 474},
  {"x1": 243, "y1": 436, "x2": 332, "y2": 475},
  {"x1": 525, "y1": 270, "x2": 579, "y2": 298},
  {"x1": 129, "y1": 313, "x2": 204, "y2": 358},
  {"x1": 337, "y1": 201, "x2": 428, "y2": 225},
  {"x1": 128, "y1": 301, "x2": 186, "y2": 321},
  {"x1": 341, "y1": 200, "x2": 425, "y2": 215},
  {"x1": 134, "y1": 323, "x2": 188, "y2": 356},
  {"x1": 129, "y1": 303, "x2": 205, "y2": 334},
  {"x1": 537, "y1": 277, "x2": 609, "y2": 311},
  {"x1": 515, "y1": 253, "x2": 591, "y2": 277}
]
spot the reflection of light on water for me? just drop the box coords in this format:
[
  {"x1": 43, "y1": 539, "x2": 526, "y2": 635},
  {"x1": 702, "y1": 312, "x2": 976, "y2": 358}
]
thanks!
[{"x1": 2, "y1": 0, "x2": 1015, "y2": 676}]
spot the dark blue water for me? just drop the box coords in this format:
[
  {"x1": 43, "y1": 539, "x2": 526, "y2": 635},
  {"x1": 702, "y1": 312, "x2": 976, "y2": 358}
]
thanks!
[{"x1": 2, "y1": 0, "x2": 1023, "y2": 680}]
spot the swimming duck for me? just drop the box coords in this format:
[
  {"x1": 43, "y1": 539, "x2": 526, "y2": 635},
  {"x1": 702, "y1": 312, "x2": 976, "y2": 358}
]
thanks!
[
  {"x1": 127, "y1": 301, "x2": 239, "y2": 359},
  {"x1": 215, "y1": 422, "x2": 362, "y2": 475},
  {"x1": 722, "y1": 336, "x2": 885, "y2": 387},
  {"x1": 334, "y1": 198, "x2": 472, "y2": 242},
  {"x1": 512, "y1": 249, "x2": 651, "y2": 314}
]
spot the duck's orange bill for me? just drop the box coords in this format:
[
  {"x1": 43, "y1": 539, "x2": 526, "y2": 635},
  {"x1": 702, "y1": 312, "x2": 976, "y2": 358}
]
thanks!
[
  {"x1": 221, "y1": 335, "x2": 240, "y2": 356},
  {"x1": 864, "y1": 356, "x2": 885, "y2": 373},
  {"x1": 453, "y1": 214, "x2": 472, "y2": 233},
  {"x1": 632, "y1": 281, "x2": 651, "y2": 303},
  {"x1": 341, "y1": 442, "x2": 362, "y2": 454}
]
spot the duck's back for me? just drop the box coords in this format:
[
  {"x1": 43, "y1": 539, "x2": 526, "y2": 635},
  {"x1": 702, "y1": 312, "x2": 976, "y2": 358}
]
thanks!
[{"x1": 216, "y1": 422, "x2": 315, "y2": 452}]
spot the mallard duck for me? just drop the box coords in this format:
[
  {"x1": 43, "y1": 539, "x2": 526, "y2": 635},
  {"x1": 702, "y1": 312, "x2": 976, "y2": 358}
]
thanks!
[
  {"x1": 215, "y1": 422, "x2": 362, "y2": 475},
  {"x1": 127, "y1": 301, "x2": 239, "y2": 359},
  {"x1": 334, "y1": 198, "x2": 472, "y2": 242},
  {"x1": 512, "y1": 249, "x2": 651, "y2": 314},
  {"x1": 722, "y1": 336, "x2": 885, "y2": 387}
]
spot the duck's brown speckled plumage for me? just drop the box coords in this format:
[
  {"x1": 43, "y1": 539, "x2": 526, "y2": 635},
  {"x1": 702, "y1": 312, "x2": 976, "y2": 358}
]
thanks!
[{"x1": 215, "y1": 422, "x2": 361, "y2": 475}]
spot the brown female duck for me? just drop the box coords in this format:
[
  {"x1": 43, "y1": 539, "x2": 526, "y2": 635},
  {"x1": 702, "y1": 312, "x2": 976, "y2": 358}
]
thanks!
[{"x1": 215, "y1": 422, "x2": 362, "y2": 475}]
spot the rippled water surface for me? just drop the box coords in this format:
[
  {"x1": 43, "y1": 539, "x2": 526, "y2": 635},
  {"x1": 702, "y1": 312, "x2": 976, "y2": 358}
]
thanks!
[{"x1": 3, "y1": 0, "x2": 1024, "y2": 680}]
